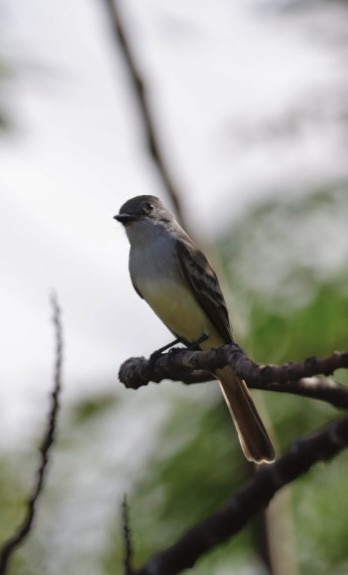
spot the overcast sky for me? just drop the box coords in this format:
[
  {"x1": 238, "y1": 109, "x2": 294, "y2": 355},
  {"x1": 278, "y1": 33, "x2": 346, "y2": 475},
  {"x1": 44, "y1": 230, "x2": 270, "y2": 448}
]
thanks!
[{"x1": 1, "y1": 0, "x2": 347, "y2": 442}]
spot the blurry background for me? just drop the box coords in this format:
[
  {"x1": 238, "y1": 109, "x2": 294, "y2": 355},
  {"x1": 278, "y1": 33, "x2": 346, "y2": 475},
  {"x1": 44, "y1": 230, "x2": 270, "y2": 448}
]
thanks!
[{"x1": 1, "y1": 0, "x2": 348, "y2": 573}]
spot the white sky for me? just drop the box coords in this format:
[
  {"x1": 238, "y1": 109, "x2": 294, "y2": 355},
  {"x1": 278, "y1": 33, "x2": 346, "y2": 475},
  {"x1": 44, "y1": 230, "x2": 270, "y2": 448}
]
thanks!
[{"x1": 1, "y1": 0, "x2": 347, "y2": 442}]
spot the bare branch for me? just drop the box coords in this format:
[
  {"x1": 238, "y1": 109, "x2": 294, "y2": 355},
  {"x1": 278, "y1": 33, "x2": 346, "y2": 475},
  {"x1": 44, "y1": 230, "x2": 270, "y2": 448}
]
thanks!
[
  {"x1": 122, "y1": 495, "x2": 134, "y2": 575},
  {"x1": 101, "y1": 0, "x2": 187, "y2": 226},
  {"x1": 0, "y1": 293, "x2": 63, "y2": 575},
  {"x1": 118, "y1": 345, "x2": 348, "y2": 409},
  {"x1": 251, "y1": 376, "x2": 348, "y2": 409},
  {"x1": 134, "y1": 415, "x2": 348, "y2": 575}
]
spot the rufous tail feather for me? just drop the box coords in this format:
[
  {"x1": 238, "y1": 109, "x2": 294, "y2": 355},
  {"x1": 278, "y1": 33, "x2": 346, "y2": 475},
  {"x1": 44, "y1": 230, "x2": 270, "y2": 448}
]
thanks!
[{"x1": 215, "y1": 365, "x2": 275, "y2": 463}]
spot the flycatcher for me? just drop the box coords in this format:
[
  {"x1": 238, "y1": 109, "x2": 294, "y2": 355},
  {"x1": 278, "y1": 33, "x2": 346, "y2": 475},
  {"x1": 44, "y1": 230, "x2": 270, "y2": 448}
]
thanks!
[{"x1": 114, "y1": 195, "x2": 275, "y2": 463}]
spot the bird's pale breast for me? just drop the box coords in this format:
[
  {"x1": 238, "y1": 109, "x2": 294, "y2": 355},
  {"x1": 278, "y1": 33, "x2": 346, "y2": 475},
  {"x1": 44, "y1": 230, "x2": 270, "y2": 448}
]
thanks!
[{"x1": 130, "y1": 241, "x2": 222, "y2": 347}]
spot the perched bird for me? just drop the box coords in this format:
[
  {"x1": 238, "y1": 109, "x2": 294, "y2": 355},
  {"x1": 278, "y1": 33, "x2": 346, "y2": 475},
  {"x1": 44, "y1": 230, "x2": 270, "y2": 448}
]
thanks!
[{"x1": 114, "y1": 195, "x2": 275, "y2": 463}]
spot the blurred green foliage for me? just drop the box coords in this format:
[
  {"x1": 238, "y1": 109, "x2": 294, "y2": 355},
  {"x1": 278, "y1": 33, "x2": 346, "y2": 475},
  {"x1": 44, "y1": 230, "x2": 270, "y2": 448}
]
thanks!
[
  {"x1": 220, "y1": 188, "x2": 348, "y2": 365},
  {"x1": 71, "y1": 393, "x2": 120, "y2": 425}
]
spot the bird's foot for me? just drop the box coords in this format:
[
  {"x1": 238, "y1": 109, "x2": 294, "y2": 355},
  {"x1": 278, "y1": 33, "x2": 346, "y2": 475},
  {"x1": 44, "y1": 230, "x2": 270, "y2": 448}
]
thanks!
[
  {"x1": 149, "y1": 338, "x2": 183, "y2": 367},
  {"x1": 148, "y1": 332, "x2": 209, "y2": 369}
]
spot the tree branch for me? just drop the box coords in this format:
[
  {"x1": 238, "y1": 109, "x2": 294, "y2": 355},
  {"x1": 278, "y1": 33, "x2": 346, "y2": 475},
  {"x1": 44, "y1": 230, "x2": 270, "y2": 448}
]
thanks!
[
  {"x1": 0, "y1": 294, "x2": 63, "y2": 575},
  {"x1": 134, "y1": 415, "x2": 348, "y2": 575},
  {"x1": 251, "y1": 376, "x2": 348, "y2": 408},
  {"x1": 101, "y1": 0, "x2": 186, "y2": 226},
  {"x1": 118, "y1": 345, "x2": 348, "y2": 409}
]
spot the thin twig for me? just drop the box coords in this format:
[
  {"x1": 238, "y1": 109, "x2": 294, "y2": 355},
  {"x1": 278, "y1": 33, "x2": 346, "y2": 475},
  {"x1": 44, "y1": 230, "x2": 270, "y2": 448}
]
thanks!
[
  {"x1": 0, "y1": 293, "x2": 63, "y2": 575},
  {"x1": 251, "y1": 376, "x2": 348, "y2": 408},
  {"x1": 101, "y1": 0, "x2": 187, "y2": 226},
  {"x1": 134, "y1": 415, "x2": 348, "y2": 575},
  {"x1": 122, "y1": 495, "x2": 134, "y2": 575}
]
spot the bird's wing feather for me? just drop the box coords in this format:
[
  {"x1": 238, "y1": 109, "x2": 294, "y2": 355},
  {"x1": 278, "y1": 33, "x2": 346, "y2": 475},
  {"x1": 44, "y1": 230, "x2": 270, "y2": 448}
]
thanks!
[{"x1": 176, "y1": 238, "x2": 232, "y2": 343}]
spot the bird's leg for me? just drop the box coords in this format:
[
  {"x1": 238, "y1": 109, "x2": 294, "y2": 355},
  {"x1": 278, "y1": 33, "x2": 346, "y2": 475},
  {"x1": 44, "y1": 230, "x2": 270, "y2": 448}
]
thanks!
[
  {"x1": 186, "y1": 332, "x2": 209, "y2": 350},
  {"x1": 152, "y1": 338, "x2": 182, "y2": 356},
  {"x1": 149, "y1": 332, "x2": 209, "y2": 368}
]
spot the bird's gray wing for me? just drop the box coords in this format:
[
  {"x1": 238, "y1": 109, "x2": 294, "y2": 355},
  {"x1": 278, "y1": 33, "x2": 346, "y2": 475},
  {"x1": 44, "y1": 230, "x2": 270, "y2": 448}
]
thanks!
[{"x1": 176, "y1": 238, "x2": 232, "y2": 344}]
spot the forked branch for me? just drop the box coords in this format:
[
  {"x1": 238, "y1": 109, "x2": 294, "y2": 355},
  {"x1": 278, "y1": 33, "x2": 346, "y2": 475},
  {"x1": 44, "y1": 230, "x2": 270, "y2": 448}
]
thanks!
[{"x1": 118, "y1": 344, "x2": 348, "y2": 409}]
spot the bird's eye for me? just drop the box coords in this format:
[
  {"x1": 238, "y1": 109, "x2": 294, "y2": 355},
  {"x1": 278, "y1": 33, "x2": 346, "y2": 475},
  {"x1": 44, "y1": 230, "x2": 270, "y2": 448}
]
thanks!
[{"x1": 144, "y1": 202, "x2": 153, "y2": 213}]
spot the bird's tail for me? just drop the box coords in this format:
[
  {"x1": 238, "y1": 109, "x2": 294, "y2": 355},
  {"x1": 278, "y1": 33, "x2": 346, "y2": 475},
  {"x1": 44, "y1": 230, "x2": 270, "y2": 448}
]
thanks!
[{"x1": 215, "y1": 365, "x2": 275, "y2": 463}]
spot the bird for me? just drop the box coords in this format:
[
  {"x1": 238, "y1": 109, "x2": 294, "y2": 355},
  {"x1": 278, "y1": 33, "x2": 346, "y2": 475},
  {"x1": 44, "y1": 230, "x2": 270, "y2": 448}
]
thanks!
[{"x1": 114, "y1": 195, "x2": 275, "y2": 463}]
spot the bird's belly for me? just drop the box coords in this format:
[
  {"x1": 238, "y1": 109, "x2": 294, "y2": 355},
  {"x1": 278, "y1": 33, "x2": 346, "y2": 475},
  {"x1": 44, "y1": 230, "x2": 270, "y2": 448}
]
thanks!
[{"x1": 140, "y1": 278, "x2": 220, "y2": 347}]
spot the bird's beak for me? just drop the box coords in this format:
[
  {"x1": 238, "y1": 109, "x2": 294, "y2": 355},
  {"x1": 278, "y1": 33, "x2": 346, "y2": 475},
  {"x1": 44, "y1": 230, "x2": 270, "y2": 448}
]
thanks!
[{"x1": 113, "y1": 212, "x2": 135, "y2": 225}]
